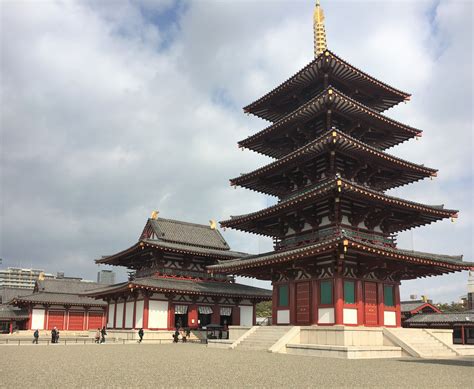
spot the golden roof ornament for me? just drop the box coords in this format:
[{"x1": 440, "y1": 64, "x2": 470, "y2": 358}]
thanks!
[
  {"x1": 314, "y1": 0, "x2": 327, "y2": 57},
  {"x1": 150, "y1": 210, "x2": 159, "y2": 220},
  {"x1": 209, "y1": 220, "x2": 217, "y2": 230}
]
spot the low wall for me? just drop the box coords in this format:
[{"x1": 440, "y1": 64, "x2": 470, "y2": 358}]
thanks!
[
  {"x1": 299, "y1": 326, "x2": 384, "y2": 346},
  {"x1": 104, "y1": 329, "x2": 206, "y2": 341},
  {"x1": 228, "y1": 326, "x2": 252, "y2": 341}
]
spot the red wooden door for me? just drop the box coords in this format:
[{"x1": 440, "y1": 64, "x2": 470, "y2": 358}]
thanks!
[
  {"x1": 68, "y1": 312, "x2": 84, "y2": 330},
  {"x1": 295, "y1": 281, "x2": 311, "y2": 324},
  {"x1": 364, "y1": 282, "x2": 378, "y2": 325},
  {"x1": 47, "y1": 311, "x2": 65, "y2": 330},
  {"x1": 87, "y1": 313, "x2": 103, "y2": 330}
]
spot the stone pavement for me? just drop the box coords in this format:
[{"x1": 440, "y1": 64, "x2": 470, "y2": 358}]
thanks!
[{"x1": 1, "y1": 343, "x2": 472, "y2": 388}]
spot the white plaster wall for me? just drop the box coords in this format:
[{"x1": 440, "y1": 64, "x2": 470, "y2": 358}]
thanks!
[
  {"x1": 125, "y1": 301, "x2": 134, "y2": 328},
  {"x1": 107, "y1": 304, "x2": 115, "y2": 328},
  {"x1": 115, "y1": 303, "x2": 124, "y2": 328},
  {"x1": 343, "y1": 308, "x2": 358, "y2": 325},
  {"x1": 318, "y1": 308, "x2": 335, "y2": 324},
  {"x1": 277, "y1": 310, "x2": 290, "y2": 324},
  {"x1": 135, "y1": 300, "x2": 144, "y2": 329},
  {"x1": 150, "y1": 293, "x2": 166, "y2": 300},
  {"x1": 239, "y1": 305, "x2": 253, "y2": 326},
  {"x1": 384, "y1": 311, "x2": 396, "y2": 326},
  {"x1": 148, "y1": 300, "x2": 168, "y2": 329},
  {"x1": 31, "y1": 309, "x2": 45, "y2": 330}
]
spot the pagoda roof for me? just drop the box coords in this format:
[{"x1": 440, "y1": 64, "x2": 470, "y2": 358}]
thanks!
[
  {"x1": 145, "y1": 217, "x2": 231, "y2": 251},
  {"x1": 0, "y1": 304, "x2": 29, "y2": 320},
  {"x1": 34, "y1": 279, "x2": 102, "y2": 294},
  {"x1": 232, "y1": 129, "x2": 436, "y2": 195},
  {"x1": 207, "y1": 234, "x2": 473, "y2": 279},
  {"x1": 84, "y1": 277, "x2": 272, "y2": 300},
  {"x1": 240, "y1": 87, "x2": 421, "y2": 157},
  {"x1": 96, "y1": 240, "x2": 247, "y2": 267},
  {"x1": 244, "y1": 49, "x2": 410, "y2": 122},
  {"x1": 221, "y1": 177, "x2": 458, "y2": 235}
]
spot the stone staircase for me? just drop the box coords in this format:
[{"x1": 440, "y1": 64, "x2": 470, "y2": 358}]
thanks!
[
  {"x1": 236, "y1": 326, "x2": 293, "y2": 351},
  {"x1": 384, "y1": 328, "x2": 457, "y2": 358}
]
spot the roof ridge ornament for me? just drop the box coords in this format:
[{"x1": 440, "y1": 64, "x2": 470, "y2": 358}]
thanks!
[{"x1": 314, "y1": 0, "x2": 327, "y2": 57}]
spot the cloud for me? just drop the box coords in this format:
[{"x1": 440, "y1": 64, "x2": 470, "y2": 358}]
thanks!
[{"x1": 0, "y1": 0, "x2": 472, "y2": 302}]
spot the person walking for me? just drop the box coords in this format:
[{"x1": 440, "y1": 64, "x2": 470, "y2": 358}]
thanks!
[
  {"x1": 51, "y1": 328, "x2": 57, "y2": 344},
  {"x1": 180, "y1": 328, "x2": 187, "y2": 343},
  {"x1": 33, "y1": 329, "x2": 39, "y2": 344},
  {"x1": 138, "y1": 328, "x2": 144, "y2": 343},
  {"x1": 95, "y1": 328, "x2": 101, "y2": 344},
  {"x1": 100, "y1": 326, "x2": 107, "y2": 344},
  {"x1": 55, "y1": 330, "x2": 60, "y2": 344}
]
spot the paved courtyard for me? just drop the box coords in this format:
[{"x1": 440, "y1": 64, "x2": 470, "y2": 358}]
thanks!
[{"x1": 1, "y1": 343, "x2": 472, "y2": 388}]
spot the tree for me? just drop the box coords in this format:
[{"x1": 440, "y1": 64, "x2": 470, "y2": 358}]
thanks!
[{"x1": 255, "y1": 301, "x2": 272, "y2": 317}]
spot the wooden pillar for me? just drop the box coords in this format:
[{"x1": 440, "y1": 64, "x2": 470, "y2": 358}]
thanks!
[
  {"x1": 142, "y1": 295, "x2": 149, "y2": 330},
  {"x1": 28, "y1": 308, "x2": 32, "y2": 330},
  {"x1": 252, "y1": 302, "x2": 257, "y2": 326},
  {"x1": 461, "y1": 326, "x2": 465, "y2": 345},
  {"x1": 105, "y1": 300, "x2": 110, "y2": 328},
  {"x1": 9, "y1": 321, "x2": 13, "y2": 334},
  {"x1": 289, "y1": 281, "x2": 296, "y2": 325},
  {"x1": 272, "y1": 285, "x2": 278, "y2": 325},
  {"x1": 122, "y1": 300, "x2": 127, "y2": 329},
  {"x1": 168, "y1": 302, "x2": 175, "y2": 330},
  {"x1": 212, "y1": 304, "x2": 220, "y2": 325},
  {"x1": 334, "y1": 277, "x2": 344, "y2": 325},
  {"x1": 233, "y1": 306, "x2": 241, "y2": 326},
  {"x1": 377, "y1": 283, "x2": 385, "y2": 326},
  {"x1": 64, "y1": 307, "x2": 69, "y2": 330},
  {"x1": 44, "y1": 305, "x2": 49, "y2": 330},
  {"x1": 113, "y1": 299, "x2": 118, "y2": 329},
  {"x1": 132, "y1": 298, "x2": 137, "y2": 329},
  {"x1": 188, "y1": 305, "x2": 198, "y2": 329},
  {"x1": 356, "y1": 280, "x2": 364, "y2": 326},
  {"x1": 311, "y1": 279, "x2": 319, "y2": 325},
  {"x1": 394, "y1": 283, "x2": 401, "y2": 327}
]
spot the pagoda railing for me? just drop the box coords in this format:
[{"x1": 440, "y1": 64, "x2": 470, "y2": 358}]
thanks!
[{"x1": 275, "y1": 226, "x2": 395, "y2": 250}]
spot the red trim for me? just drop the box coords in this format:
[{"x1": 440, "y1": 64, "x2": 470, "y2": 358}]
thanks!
[
  {"x1": 334, "y1": 277, "x2": 343, "y2": 325},
  {"x1": 188, "y1": 305, "x2": 198, "y2": 329},
  {"x1": 408, "y1": 302, "x2": 441, "y2": 314},
  {"x1": 394, "y1": 284, "x2": 401, "y2": 327},
  {"x1": 356, "y1": 280, "x2": 364, "y2": 325},
  {"x1": 233, "y1": 305, "x2": 240, "y2": 326},
  {"x1": 143, "y1": 296, "x2": 149, "y2": 330},
  {"x1": 167, "y1": 302, "x2": 174, "y2": 329},
  {"x1": 44, "y1": 307, "x2": 48, "y2": 330},
  {"x1": 113, "y1": 300, "x2": 117, "y2": 329},
  {"x1": 28, "y1": 309, "x2": 32, "y2": 330},
  {"x1": 132, "y1": 298, "x2": 137, "y2": 329},
  {"x1": 311, "y1": 279, "x2": 318, "y2": 325},
  {"x1": 377, "y1": 283, "x2": 385, "y2": 326}
]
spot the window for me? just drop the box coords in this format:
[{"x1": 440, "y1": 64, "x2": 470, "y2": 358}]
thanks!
[
  {"x1": 320, "y1": 280, "x2": 333, "y2": 305},
  {"x1": 344, "y1": 281, "x2": 355, "y2": 304},
  {"x1": 384, "y1": 285, "x2": 395, "y2": 307},
  {"x1": 278, "y1": 285, "x2": 289, "y2": 307}
]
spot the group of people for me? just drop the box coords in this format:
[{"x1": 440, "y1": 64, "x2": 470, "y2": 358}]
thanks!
[
  {"x1": 94, "y1": 326, "x2": 108, "y2": 344},
  {"x1": 51, "y1": 327, "x2": 60, "y2": 343},
  {"x1": 173, "y1": 327, "x2": 190, "y2": 343}
]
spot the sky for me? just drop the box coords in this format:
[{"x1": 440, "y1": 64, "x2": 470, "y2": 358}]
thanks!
[{"x1": 0, "y1": 0, "x2": 472, "y2": 303}]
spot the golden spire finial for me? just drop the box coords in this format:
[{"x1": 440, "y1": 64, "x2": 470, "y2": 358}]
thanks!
[{"x1": 314, "y1": 0, "x2": 327, "y2": 57}]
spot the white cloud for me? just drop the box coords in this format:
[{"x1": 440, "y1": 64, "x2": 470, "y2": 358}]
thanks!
[{"x1": 0, "y1": 0, "x2": 472, "y2": 302}]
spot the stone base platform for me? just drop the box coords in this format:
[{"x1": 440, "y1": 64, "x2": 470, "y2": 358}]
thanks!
[{"x1": 286, "y1": 344, "x2": 401, "y2": 359}]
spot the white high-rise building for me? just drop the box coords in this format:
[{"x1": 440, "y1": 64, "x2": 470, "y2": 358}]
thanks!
[{"x1": 0, "y1": 267, "x2": 55, "y2": 289}]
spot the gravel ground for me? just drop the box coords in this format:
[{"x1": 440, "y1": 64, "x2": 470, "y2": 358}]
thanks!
[{"x1": 1, "y1": 343, "x2": 472, "y2": 388}]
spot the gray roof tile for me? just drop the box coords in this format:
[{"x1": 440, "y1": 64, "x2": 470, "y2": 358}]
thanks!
[
  {"x1": 11, "y1": 292, "x2": 107, "y2": 307},
  {"x1": 405, "y1": 312, "x2": 474, "y2": 324}
]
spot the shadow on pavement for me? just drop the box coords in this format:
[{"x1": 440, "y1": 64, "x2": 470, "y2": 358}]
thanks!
[{"x1": 399, "y1": 358, "x2": 474, "y2": 367}]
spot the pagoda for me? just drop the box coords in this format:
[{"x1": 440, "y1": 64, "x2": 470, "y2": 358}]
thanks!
[{"x1": 208, "y1": 1, "x2": 473, "y2": 327}]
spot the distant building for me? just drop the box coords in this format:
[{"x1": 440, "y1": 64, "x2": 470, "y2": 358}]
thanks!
[
  {"x1": 468, "y1": 271, "x2": 474, "y2": 310},
  {"x1": 0, "y1": 267, "x2": 54, "y2": 289},
  {"x1": 97, "y1": 270, "x2": 115, "y2": 285},
  {"x1": 10, "y1": 278, "x2": 106, "y2": 331}
]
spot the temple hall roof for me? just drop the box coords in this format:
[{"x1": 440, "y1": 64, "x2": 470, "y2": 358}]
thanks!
[
  {"x1": 35, "y1": 279, "x2": 102, "y2": 294},
  {"x1": 10, "y1": 292, "x2": 107, "y2": 307},
  {"x1": 404, "y1": 311, "x2": 474, "y2": 325},
  {"x1": 0, "y1": 304, "x2": 29, "y2": 320},
  {"x1": 401, "y1": 300, "x2": 440, "y2": 313},
  {"x1": 84, "y1": 277, "x2": 272, "y2": 300},
  {"x1": 146, "y1": 217, "x2": 230, "y2": 250}
]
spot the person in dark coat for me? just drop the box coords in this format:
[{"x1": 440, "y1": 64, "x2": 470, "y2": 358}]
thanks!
[
  {"x1": 173, "y1": 328, "x2": 179, "y2": 343},
  {"x1": 51, "y1": 328, "x2": 57, "y2": 343},
  {"x1": 100, "y1": 326, "x2": 107, "y2": 344},
  {"x1": 138, "y1": 328, "x2": 144, "y2": 343},
  {"x1": 33, "y1": 329, "x2": 39, "y2": 344}
]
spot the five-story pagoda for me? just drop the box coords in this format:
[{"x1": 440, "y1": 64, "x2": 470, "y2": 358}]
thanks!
[{"x1": 208, "y1": 1, "x2": 473, "y2": 327}]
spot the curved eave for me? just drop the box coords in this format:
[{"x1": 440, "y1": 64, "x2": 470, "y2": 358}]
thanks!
[
  {"x1": 240, "y1": 86, "x2": 420, "y2": 156},
  {"x1": 231, "y1": 129, "x2": 436, "y2": 195},
  {"x1": 95, "y1": 241, "x2": 247, "y2": 267},
  {"x1": 208, "y1": 236, "x2": 472, "y2": 275},
  {"x1": 11, "y1": 298, "x2": 106, "y2": 308},
  {"x1": 221, "y1": 178, "x2": 458, "y2": 232},
  {"x1": 244, "y1": 49, "x2": 410, "y2": 121}
]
